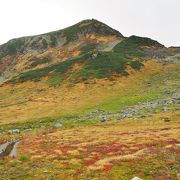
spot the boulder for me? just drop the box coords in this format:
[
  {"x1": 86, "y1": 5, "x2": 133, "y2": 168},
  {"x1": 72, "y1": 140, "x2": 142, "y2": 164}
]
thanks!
[
  {"x1": 172, "y1": 93, "x2": 180, "y2": 100},
  {"x1": 162, "y1": 117, "x2": 171, "y2": 122},
  {"x1": 54, "y1": 123, "x2": 62, "y2": 128},
  {"x1": 163, "y1": 107, "x2": 168, "y2": 112},
  {"x1": 99, "y1": 116, "x2": 107, "y2": 122},
  {"x1": 131, "y1": 177, "x2": 142, "y2": 180},
  {"x1": 8, "y1": 129, "x2": 20, "y2": 134}
]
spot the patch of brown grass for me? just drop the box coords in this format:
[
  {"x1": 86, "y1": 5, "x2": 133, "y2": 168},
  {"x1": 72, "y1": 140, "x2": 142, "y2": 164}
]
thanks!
[
  {"x1": 17, "y1": 111, "x2": 180, "y2": 169},
  {"x1": 0, "y1": 60, "x2": 178, "y2": 124}
]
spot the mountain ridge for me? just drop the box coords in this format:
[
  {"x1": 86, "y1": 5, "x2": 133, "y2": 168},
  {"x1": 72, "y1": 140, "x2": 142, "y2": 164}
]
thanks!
[
  {"x1": 0, "y1": 19, "x2": 180, "y2": 179},
  {"x1": 0, "y1": 19, "x2": 179, "y2": 86},
  {"x1": 0, "y1": 19, "x2": 123, "y2": 56}
]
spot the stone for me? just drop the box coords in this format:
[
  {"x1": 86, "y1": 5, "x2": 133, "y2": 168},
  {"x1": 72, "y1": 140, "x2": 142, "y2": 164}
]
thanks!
[
  {"x1": 9, "y1": 141, "x2": 20, "y2": 158},
  {"x1": 40, "y1": 125, "x2": 46, "y2": 129},
  {"x1": 54, "y1": 123, "x2": 62, "y2": 128},
  {"x1": 43, "y1": 170, "x2": 49, "y2": 173},
  {"x1": 91, "y1": 53, "x2": 98, "y2": 59},
  {"x1": 8, "y1": 129, "x2": 20, "y2": 134},
  {"x1": 24, "y1": 128, "x2": 32, "y2": 132},
  {"x1": 31, "y1": 164, "x2": 38, "y2": 168},
  {"x1": 172, "y1": 92, "x2": 180, "y2": 100},
  {"x1": 125, "y1": 114, "x2": 133, "y2": 118},
  {"x1": 139, "y1": 114, "x2": 152, "y2": 118},
  {"x1": 163, "y1": 90, "x2": 171, "y2": 94},
  {"x1": 162, "y1": 117, "x2": 171, "y2": 122},
  {"x1": 131, "y1": 177, "x2": 142, "y2": 180},
  {"x1": 99, "y1": 116, "x2": 107, "y2": 122},
  {"x1": 147, "y1": 82, "x2": 152, "y2": 86},
  {"x1": 163, "y1": 107, "x2": 168, "y2": 112}
]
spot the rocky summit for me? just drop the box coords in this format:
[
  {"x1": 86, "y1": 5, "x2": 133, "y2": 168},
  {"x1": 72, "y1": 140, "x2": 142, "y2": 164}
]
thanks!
[{"x1": 0, "y1": 19, "x2": 180, "y2": 180}]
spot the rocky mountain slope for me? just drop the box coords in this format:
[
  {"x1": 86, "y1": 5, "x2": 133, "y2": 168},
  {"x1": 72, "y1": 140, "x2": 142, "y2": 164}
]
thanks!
[
  {"x1": 0, "y1": 19, "x2": 123, "y2": 84},
  {"x1": 0, "y1": 19, "x2": 179, "y2": 86},
  {"x1": 0, "y1": 19, "x2": 180, "y2": 180},
  {"x1": 0, "y1": 19, "x2": 179, "y2": 122}
]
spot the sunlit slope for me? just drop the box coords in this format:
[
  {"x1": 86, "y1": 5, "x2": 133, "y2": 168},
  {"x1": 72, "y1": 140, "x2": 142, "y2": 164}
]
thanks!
[{"x1": 0, "y1": 60, "x2": 179, "y2": 124}]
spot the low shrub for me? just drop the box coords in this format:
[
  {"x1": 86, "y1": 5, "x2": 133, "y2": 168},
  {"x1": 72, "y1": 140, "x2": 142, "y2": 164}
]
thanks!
[{"x1": 31, "y1": 57, "x2": 50, "y2": 67}]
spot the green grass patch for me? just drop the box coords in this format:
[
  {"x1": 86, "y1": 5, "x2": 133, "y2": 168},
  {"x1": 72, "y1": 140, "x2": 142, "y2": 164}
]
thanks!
[
  {"x1": 31, "y1": 57, "x2": 50, "y2": 67},
  {"x1": 19, "y1": 155, "x2": 30, "y2": 162},
  {"x1": 130, "y1": 60, "x2": 144, "y2": 70},
  {"x1": 9, "y1": 48, "x2": 145, "y2": 84},
  {"x1": 97, "y1": 90, "x2": 165, "y2": 112},
  {"x1": 80, "y1": 43, "x2": 97, "y2": 53},
  {"x1": 71, "y1": 52, "x2": 129, "y2": 81},
  {"x1": 114, "y1": 35, "x2": 163, "y2": 58},
  {"x1": 47, "y1": 73, "x2": 65, "y2": 87}
]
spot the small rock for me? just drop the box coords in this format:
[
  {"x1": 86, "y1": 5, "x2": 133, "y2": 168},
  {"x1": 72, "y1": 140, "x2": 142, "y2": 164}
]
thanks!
[
  {"x1": 162, "y1": 117, "x2": 171, "y2": 122},
  {"x1": 139, "y1": 115, "x2": 150, "y2": 118},
  {"x1": 54, "y1": 123, "x2": 62, "y2": 128},
  {"x1": 24, "y1": 128, "x2": 32, "y2": 132},
  {"x1": 163, "y1": 107, "x2": 168, "y2": 112},
  {"x1": 91, "y1": 53, "x2": 98, "y2": 59},
  {"x1": 172, "y1": 93, "x2": 180, "y2": 100},
  {"x1": 99, "y1": 116, "x2": 107, "y2": 122},
  {"x1": 40, "y1": 125, "x2": 46, "y2": 129},
  {"x1": 147, "y1": 82, "x2": 152, "y2": 86},
  {"x1": 131, "y1": 177, "x2": 142, "y2": 180},
  {"x1": 8, "y1": 129, "x2": 20, "y2": 134},
  {"x1": 43, "y1": 170, "x2": 49, "y2": 173},
  {"x1": 31, "y1": 164, "x2": 38, "y2": 168},
  {"x1": 163, "y1": 90, "x2": 171, "y2": 94}
]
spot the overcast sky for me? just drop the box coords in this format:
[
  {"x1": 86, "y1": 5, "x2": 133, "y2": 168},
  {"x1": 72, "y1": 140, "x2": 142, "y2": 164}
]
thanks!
[{"x1": 0, "y1": 0, "x2": 179, "y2": 47}]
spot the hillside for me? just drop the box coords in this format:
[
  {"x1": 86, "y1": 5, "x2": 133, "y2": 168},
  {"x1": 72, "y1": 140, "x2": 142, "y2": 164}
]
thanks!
[
  {"x1": 1, "y1": 19, "x2": 179, "y2": 86},
  {"x1": 0, "y1": 19, "x2": 180, "y2": 180},
  {"x1": 0, "y1": 19, "x2": 123, "y2": 85}
]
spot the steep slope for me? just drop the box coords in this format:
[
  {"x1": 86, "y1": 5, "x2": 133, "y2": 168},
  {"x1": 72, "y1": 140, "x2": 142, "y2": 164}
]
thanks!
[
  {"x1": 0, "y1": 19, "x2": 123, "y2": 84},
  {"x1": 0, "y1": 19, "x2": 179, "y2": 124},
  {"x1": 1, "y1": 19, "x2": 179, "y2": 87},
  {"x1": 0, "y1": 19, "x2": 180, "y2": 180},
  {"x1": 0, "y1": 19, "x2": 122, "y2": 57},
  {"x1": 5, "y1": 34, "x2": 177, "y2": 86}
]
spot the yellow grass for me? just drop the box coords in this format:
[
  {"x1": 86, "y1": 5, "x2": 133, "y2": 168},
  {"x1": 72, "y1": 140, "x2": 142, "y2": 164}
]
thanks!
[{"x1": 0, "y1": 60, "x2": 178, "y2": 124}]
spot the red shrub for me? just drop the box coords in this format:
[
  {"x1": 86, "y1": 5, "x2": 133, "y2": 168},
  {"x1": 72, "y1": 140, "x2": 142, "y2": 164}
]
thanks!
[{"x1": 103, "y1": 165, "x2": 112, "y2": 171}]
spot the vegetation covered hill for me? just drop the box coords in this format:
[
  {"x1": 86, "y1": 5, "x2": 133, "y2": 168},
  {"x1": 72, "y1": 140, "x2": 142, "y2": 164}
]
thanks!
[
  {"x1": 0, "y1": 19, "x2": 180, "y2": 180},
  {"x1": 0, "y1": 19, "x2": 175, "y2": 86}
]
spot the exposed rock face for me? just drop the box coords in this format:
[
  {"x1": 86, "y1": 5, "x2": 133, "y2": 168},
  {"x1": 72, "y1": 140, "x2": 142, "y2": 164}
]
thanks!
[{"x1": 0, "y1": 140, "x2": 20, "y2": 158}]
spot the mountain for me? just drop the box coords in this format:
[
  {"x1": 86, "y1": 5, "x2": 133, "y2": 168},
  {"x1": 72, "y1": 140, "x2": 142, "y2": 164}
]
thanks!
[
  {"x1": 0, "y1": 19, "x2": 180, "y2": 179},
  {"x1": 1, "y1": 19, "x2": 179, "y2": 86},
  {"x1": 0, "y1": 18, "x2": 179, "y2": 123},
  {"x1": 0, "y1": 19, "x2": 124, "y2": 84}
]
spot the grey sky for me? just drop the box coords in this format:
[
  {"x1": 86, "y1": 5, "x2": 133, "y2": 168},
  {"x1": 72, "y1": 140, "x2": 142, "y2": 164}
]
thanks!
[{"x1": 0, "y1": 0, "x2": 179, "y2": 47}]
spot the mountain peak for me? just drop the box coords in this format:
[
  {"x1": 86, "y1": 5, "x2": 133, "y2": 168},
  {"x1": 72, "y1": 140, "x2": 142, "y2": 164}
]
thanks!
[
  {"x1": 0, "y1": 19, "x2": 123, "y2": 58},
  {"x1": 62, "y1": 19, "x2": 123, "y2": 40},
  {"x1": 1, "y1": 19, "x2": 179, "y2": 86}
]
